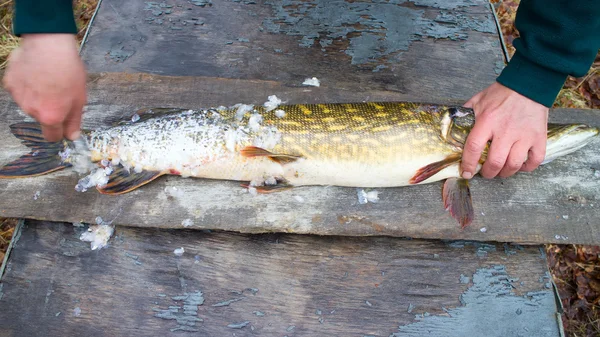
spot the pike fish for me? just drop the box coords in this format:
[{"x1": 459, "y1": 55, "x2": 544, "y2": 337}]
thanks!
[{"x1": 1, "y1": 102, "x2": 598, "y2": 228}]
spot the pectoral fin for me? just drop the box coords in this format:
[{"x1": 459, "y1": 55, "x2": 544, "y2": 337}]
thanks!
[
  {"x1": 240, "y1": 146, "x2": 301, "y2": 165},
  {"x1": 97, "y1": 165, "x2": 164, "y2": 195},
  {"x1": 409, "y1": 154, "x2": 461, "y2": 184},
  {"x1": 442, "y1": 178, "x2": 474, "y2": 228}
]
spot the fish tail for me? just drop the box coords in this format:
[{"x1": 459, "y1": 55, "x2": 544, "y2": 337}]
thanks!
[{"x1": 0, "y1": 122, "x2": 71, "y2": 178}]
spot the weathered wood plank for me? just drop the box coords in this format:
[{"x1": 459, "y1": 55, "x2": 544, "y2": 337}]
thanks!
[
  {"x1": 0, "y1": 73, "x2": 599, "y2": 245},
  {"x1": 80, "y1": 0, "x2": 504, "y2": 99},
  {"x1": 0, "y1": 221, "x2": 559, "y2": 336}
]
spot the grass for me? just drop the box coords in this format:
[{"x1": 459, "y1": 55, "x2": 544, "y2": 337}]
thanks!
[{"x1": 0, "y1": 1, "x2": 599, "y2": 335}]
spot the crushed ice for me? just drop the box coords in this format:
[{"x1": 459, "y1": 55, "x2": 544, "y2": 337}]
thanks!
[
  {"x1": 59, "y1": 137, "x2": 95, "y2": 174},
  {"x1": 274, "y1": 109, "x2": 286, "y2": 118},
  {"x1": 302, "y1": 77, "x2": 320, "y2": 87},
  {"x1": 234, "y1": 103, "x2": 254, "y2": 121},
  {"x1": 263, "y1": 95, "x2": 282, "y2": 112},
  {"x1": 75, "y1": 167, "x2": 110, "y2": 192},
  {"x1": 248, "y1": 113, "x2": 263, "y2": 132},
  {"x1": 248, "y1": 187, "x2": 258, "y2": 196},
  {"x1": 79, "y1": 216, "x2": 115, "y2": 250},
  {"x1": 357, "y1": 189, "x2": 379, "y2": 204}
]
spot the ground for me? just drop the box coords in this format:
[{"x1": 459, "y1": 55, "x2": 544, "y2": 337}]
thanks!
[{"x1": 0, "y1": 1, "x2": 599, "y2": 335}]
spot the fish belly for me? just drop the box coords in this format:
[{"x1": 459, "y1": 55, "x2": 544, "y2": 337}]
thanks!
[{"x1": 284, "y1": 155, "x2": 462, "y2": 187}]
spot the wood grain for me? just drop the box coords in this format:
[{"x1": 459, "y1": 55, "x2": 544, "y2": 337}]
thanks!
[
  {"x1": 0, "y1": 221, "x2": 558, "y2": 336},
  {"x1": 0, "y1": 73, "x2": 598, "y2": 245},
  {"x1": 80, "y1": 0, "x2": 503, "y2": 99}
]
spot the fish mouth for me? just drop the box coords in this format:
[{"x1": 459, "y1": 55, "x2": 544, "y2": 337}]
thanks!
[
  {"x1": 543, "y1": 123, "x2": 600, "y2": 165},
  {"x1": 547, "y1": 123, "x2": 600, "y2": 139}
]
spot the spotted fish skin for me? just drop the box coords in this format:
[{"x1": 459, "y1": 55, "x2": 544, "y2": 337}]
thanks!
[
  {"x1": 83, "y1": 103, "x2": 471, "y2": 187},
  {"x1": 2, "y1": 102, "x2": 598, "y2": 227},
  {"x1": 81, "y1": 102, "x2": 598, "y2": 189}
]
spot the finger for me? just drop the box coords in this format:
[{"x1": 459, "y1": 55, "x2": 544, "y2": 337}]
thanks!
[
  {"x1": 63, "y1": 103, "x2": 84, "y2": 140},
  {"x1": 41, "y1": 124, "x2": 64, "y2": 142},
  {"x1": 37, "y1": 102, "x2": 71, "y2": 142},
  {"x1": 480, "y1": 136, "x2": 512, "y2": 179},
  {"x1": 463, "y1": 93, "x2": 480, "y2": 109},
  {"x1": 460, "y1": 122, "x2": 492, "y2": 179},
  {"x1": 498, "y1": 141, "x2": 530, "y2": 178},
  {"x1": 521, "y1": 140, "x2": 546, "y2": 172}
]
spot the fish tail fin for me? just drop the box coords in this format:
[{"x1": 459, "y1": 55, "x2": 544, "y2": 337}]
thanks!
[
  {"x1": 0, "y1": 122, "x2": 71, "y2": 178},
  {"x1": 442, "y1": 178, "x2": 474, "y2": 228},
  {"x1": 409, "y1": 154, "x2": 461, "y2": 184}
]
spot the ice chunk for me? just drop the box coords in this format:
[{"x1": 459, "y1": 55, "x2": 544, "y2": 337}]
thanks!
[
  {"x1": 224, "y1": 128, "x2": 238, "y2": 152},
  {"x1": 366, "y1": 190, "x2": 379, "y2": 203},
  {"x1": 357, "y1": 189, "x2": 368, "y2": 204},
  {"x1": 174, "y1": 247, "x2": 185, "y2": 256},
  {"x1": 75, "y1": 167, "x2": 110, "y2": 192},
  {"x1": 263, "y1": 95, "x2": 282, "y2": 112},
  {"x1": 248, "y1": 113, "x2": 263, "y2": 132},
  {"x1": 294, "y1": 195, "x2": 305, "y2": 203},
  {"x1": 80, "y1": 224, "x2": 115, "y2": 250},
  {"x1": 131, "y1": 113, "x2": 141, "y2": 122},
  {"x1": 248, "y1": 187, "x2": 258, "y2": 196},
  {"x1": 264, "y1": 176, "x2": 277, "y2": 186},
  {"x1": 274, "y1": 109, "x2": 286, "y2": 118},
  {"x1": 234, "y1": 104, "x2": 254, "y2": 121},
  {"x1": 33, "y1": 191, "x2": 40, "y2": 200},
  {"x1": 249, "y1": 178, "x2": 265, "y2": 187},
  {"x1": 302, "y1": 77, "x2": 320, "y2": 87},
  {"x1": 182, "y1": 219, "x2": 194, "y2": 227}
]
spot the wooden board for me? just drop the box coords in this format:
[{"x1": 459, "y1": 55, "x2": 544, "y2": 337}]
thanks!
[
  {"x1": 0, "y1": 73, "x2": 599, "y2": 245},
  {"x1": 80, "y1": 0, "x2": 504, "y2": 99},
  {"x1": 0, "y1": 221, "x2": 560, "y2": 336}
]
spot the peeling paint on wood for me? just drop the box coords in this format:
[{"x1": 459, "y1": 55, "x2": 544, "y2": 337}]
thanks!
[
  {"x1": 0, "y1": 222, "x2": 559, "y2": 336},
  {"x1": 80, "y1": 0, "x2": 502, "y2": 97},
  {"x1": 391, "y1": 265, "x2": 559, "y2": 337}
]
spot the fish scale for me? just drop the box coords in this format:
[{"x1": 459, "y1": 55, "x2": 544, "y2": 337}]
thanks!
[{"x1": 1, "y1": 101, "x2": 598, "y2": 228}]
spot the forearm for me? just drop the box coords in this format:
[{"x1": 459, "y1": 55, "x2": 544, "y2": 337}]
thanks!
[
  {"x1": 496, "y1": 0, "x2": 600, "y2": 107},
  {"x1": 13, "y1": 0, "x2": 77, "y2": 35}
]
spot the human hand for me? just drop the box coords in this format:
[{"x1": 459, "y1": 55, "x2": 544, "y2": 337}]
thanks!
[
  {"x1": 3, "y1": 34, "x2": 87, "y2": 142},
  {"x1": 461, "y1": 82, "x2": 549, "y2": 179}
]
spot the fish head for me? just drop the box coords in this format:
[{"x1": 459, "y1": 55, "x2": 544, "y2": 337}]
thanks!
[
  {"x1": 439, "y1": 106, "x2": 476, "y2": 148},
  {"x1": 543, "y1": 123, "x2": 600, "y2": 165}
]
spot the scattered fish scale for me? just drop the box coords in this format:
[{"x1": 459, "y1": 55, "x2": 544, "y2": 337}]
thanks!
[{"x1": 1, "y1": 100, "x2": 597, "y2": 229}]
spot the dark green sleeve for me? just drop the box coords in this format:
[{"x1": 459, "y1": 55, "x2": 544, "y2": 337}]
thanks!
[
  {"x1": 496, "y1": 0, "x2": 600, "y2": 107},
  {"x1": 13, "y1": 0, "x2": 77, "y2": 36}
]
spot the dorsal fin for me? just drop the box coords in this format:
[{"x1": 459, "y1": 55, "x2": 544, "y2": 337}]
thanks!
[{"x1": 111, "y1": 108, "x2": 194, "y2": 126}]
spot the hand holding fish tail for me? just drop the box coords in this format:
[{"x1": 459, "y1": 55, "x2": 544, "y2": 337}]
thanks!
[
  {"x1": 2, "y1": 34, "x2": 87, "y2": 142},
  {"x1": 461, "y1": 82, "x2": 549, "y2": 179}
]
